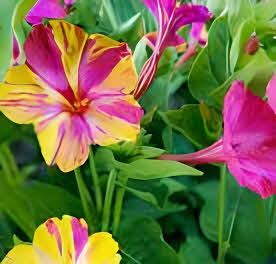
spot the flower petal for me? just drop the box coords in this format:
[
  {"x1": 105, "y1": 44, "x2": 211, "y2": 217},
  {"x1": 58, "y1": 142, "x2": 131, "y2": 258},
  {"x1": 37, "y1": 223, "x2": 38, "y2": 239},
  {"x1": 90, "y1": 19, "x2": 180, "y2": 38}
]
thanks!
[
  {"x1": 78, "y1": 34, "x2": 132, "y2": 99},
  {"x1": 142, "y1": 0, "x2": 176, "y2": 25},
  {"x1": 266, "y1": 72, "x2": 276, "y2": 113},
  {"x1": 1, "y1": 245, "x2": 40, "y2": 264},
  {"x1": 84, "y1": 101, "x2": 141, "y2": 146},
  {"x1": 24, "y1": 24, "x2": 75, "y2": 104},
  {"x1": 0, "y1": 65, "x2": 61, "y2": 124},
  {"x1": 83, "y1": 232, "x2": 121, "y2": 264},
  {"x1": 224, "y1": 80, "x2": 276, "y2": 198},
  {"x1": 50, "y1": 21, "x2": 88, "y2": 98},
  {"x1": 35, "y1": 112, "x2": 92, "y2": 172},
  {"x1": 26, "y1": 0, "x2": 66, "y2": 25}
]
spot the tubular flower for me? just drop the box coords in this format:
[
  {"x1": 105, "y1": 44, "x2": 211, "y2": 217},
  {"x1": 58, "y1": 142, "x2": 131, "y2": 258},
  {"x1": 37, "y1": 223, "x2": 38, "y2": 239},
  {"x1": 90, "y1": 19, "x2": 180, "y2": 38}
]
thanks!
[
  {"x1": 26, "y1": 0, "x2": 75, "y2": 25},
  {"x1": 133, "y1": 0, "x2": 211, "y2": 99},
  {"x1": 190, "y1": 22, "x2": 208, "y2": 47},
  {"x1": 160, "y1": 79, "x2": 276, "y2": 199},
  {"x1": 2, "y1": 215, "x2": 121, "y2": 264},
  {"x1": 12, "y1": 34, "x2": 22, "y2": 66},
  {"x1": 0, "y1": 21, "x2": 143, "y2": 172}
]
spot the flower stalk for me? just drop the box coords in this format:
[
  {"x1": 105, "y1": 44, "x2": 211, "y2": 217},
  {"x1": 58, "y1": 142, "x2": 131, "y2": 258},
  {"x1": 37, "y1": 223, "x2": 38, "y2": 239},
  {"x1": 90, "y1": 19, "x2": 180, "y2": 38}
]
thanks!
[{"x1": 159, "y1": 138, "x2": 226, "y2": 165}]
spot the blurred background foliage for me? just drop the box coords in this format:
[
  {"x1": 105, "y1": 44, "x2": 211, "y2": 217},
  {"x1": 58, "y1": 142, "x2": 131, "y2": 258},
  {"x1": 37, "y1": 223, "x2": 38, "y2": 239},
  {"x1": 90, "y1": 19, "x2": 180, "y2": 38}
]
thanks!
[{"x1": 0, "y1": 0, "x2": 275, "y2": 263}]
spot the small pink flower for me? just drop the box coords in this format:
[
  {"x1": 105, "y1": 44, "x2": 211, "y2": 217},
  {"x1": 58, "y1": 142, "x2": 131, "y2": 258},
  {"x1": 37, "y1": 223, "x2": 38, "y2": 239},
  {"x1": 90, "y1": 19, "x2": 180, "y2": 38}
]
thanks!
[
  {"x1": 133, "y1": 0, "x2": 212, "y2": 99},
  {"x1": 160, "y1": 79, "x2": 276, "y2": 199},
  {"x1": 26, "y1": 0, "x2": 75, "y2": 25}
]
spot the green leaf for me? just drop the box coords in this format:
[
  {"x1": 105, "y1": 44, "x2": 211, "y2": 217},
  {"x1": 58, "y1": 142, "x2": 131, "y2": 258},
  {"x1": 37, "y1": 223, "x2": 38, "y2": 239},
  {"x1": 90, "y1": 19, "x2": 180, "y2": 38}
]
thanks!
[
  {"x1": 0, "y1": 0, "x2": 19, "y2": 81},
  {"x1": 227, "y1": 0, "x2": 255, "y2": 36},
  {"x1": 0, "y1": 213, "x2": 14, "y2": 260},
  {"x1": 118, "y1": 216, "x2": 180, "y2": 264},
  {"x1": 178, "y1": 237, "x2": 216, "y2": 264},
  {"x1": 195, "y1": 171, "x2": 272, "y2": 264},
  {"x1": 0, "y1": 177, "x2": 83, "y2": 239},
  {"x1": 134, "y1": 37, "x2": 148, "y2": 74},
  {"x1": 160, "y1": 104, "x2": 222, "y2": 149},
  {"x1": 110, "y1": 13, "x2": 144, "y2": 50},
  {"x1": 188, "y1": 16, "x2": 231, "y2": 107},
  {"x1": 12, "y1": 0, "x2": 37, "y2": 62},
  {"x1": 115, "y1": 159, "x2": 203, "y2": 180},
  {"x1": 207, "y1": 0, "x2": 227, "y2": 17}
]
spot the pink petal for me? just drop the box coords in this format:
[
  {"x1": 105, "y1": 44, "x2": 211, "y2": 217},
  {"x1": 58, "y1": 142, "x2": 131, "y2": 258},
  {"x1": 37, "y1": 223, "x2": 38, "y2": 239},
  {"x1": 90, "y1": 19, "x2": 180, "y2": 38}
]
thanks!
[
  {"x1": 190, "y1": 22, "x2": 204, "y2": 41},
  {"x1": 26, "y1": 0, "x2": 66, "y2": 25},
  {"x1": 64, "y1": 0, "x2": 75, "y2": 6},
  {"x1": 266, "y1": 72, "x2": 276, "y2": 113},
  {"x1": 78, "y1": 39, "x2": 132, "y2": 99},
  {"x1": 24, "y1": 24, "x2": 75, "y2": 104},
  {"x1": 223, "y1": 80, "x2": 276, "y2": 198},
  {"x1": 71, "y1": 217, "x2": 88, "y2": 263},
  {"x1": 142, "y1": 0, "x2": 176, "y2": 24}
]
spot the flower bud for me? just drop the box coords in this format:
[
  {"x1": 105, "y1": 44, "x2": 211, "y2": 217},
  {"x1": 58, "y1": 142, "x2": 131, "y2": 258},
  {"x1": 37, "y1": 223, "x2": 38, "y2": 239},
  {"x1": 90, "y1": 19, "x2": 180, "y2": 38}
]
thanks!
[{"x1": 245, "y1": 32, "x2": 259, "y2": 55}]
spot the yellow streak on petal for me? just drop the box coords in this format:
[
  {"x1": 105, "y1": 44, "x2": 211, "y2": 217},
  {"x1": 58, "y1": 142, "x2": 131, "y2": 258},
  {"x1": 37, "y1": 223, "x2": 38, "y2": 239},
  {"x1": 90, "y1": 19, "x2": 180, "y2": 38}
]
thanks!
[
  {"x1": 101, "y1": 55, "x2": 138, "y2": 94},
  {"x1": 1, "y1": 245, "x2": 39, "y2": 264},
  {"x1": 50, "y1": 20, "x2": 88, "y2": 99}
]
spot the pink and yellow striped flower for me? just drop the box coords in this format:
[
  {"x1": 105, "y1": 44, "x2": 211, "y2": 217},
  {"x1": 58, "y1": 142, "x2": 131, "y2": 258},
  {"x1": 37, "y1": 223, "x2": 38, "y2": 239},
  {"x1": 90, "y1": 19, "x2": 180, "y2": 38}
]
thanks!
[
  {"x1": 0, "y1": 21, "x2": 143, "y2": 172},
  {"x1": 133, "y1": 0, "x2": 212, "y2": 99},
  {"x1": 2, "y1": 215, "x2": 121, "y2": 264}
]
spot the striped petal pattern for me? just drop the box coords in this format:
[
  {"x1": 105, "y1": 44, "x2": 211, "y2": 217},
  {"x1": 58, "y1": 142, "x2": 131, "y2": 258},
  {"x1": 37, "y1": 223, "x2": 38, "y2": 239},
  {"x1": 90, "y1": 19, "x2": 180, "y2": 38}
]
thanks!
[
  {"x1": 0, "y1": 21, "x2": 143, "y2": 172},
  {"x1": 133, "y1": 0, "x2": 211, "y2": 99},
  {"x1": 2, "y1": 216, "x2": 121, "y2": 264}
]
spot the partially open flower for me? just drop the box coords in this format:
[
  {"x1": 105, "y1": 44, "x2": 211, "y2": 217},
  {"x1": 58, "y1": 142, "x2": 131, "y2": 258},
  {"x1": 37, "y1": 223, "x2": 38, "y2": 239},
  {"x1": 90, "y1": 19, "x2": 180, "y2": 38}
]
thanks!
[
  {"x1": 160, "y1": 79, "x2": 276, "y2": 199},
  {"x1": 1, "y1": 215, "x2": 121, "y2": 264},
  {"x1": 133, "y1": 0, "x2": 212, "y2": 99},
  {"x1": 0, "y1": 21, "x2": 143, "y2": 172}
]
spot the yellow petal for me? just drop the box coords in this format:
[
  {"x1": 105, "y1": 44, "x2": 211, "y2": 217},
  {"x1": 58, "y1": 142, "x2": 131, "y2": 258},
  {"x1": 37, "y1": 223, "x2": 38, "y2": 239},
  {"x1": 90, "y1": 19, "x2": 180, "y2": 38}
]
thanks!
[
  {"x1": 1, "y1": 245, "x2": 40, "y2": 264},
  {"x1": 0, "y1": 65, "x2": 54, "y2": 124},
  {"x1": 85, "y1": 232, "x2": 120, "y2": 264},
  {"x1": 100, "y1": 55, "x2": 138, "y2": 94},
  {"x1": 50, "y1": 21, "x2": 88, "y2": 98}
]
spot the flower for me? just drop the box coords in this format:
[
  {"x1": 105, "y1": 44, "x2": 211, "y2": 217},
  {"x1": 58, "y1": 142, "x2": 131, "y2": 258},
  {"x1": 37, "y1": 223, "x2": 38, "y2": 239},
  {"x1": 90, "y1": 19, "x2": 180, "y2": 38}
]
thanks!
[
  {"x1": 0, "y1": 21, "x2": 143, "y2": 172},
  {"x1": 266, "y1": 71, "x2": 276, "y2": 111},
  {"x1": 1, "y1": 215, "x2": 121, "y2": 264},
  {"x1": 133, "y1": 0, "x2": 212, "y2": 99},
  {"x1": 26, "y1": 0, "x2": 75, "y2": 25},
  {"x1": 190, "y1": 22, "x2": 208, "y2": 47},
  {"x1": 159, "y1": 80, "x2": 276, "y2": 199},
  {"x1": 12, "y1": 34, "x2": 22, "y2": 66}
]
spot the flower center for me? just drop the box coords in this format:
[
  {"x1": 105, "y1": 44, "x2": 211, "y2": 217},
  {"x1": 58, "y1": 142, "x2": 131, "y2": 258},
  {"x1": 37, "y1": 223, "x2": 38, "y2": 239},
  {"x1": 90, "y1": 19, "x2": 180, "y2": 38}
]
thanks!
[{"x1": 72, "y1": 98, "x2": 90, "y2": 114}]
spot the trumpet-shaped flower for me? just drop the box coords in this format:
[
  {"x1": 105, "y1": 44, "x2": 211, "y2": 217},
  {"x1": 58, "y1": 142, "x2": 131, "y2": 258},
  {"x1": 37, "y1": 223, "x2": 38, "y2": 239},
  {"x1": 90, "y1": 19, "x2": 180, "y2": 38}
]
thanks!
[
  {"x1": 26, "y1": 0, "x2": 75, "y2": 25},
  {"x1": 2, "y1": 215, "x2": 121, "y2": 264},
  {"x1": 0, "y1": 21, "x2": 143, "y2": 172},
  {"x1": 133, "y1": 0, "x2": 211, "y2": 99},
  {"x1": 160, "y1": 80, "x2": 276, "y2": 199}
]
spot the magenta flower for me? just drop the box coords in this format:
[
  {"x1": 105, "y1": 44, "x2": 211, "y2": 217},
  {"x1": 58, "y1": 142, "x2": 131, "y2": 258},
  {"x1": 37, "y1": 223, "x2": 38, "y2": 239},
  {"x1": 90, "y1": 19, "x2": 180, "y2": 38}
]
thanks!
[
  {"x1": 26, "y1": 0, "x2": 75, "y2": 25},
  {"x1": 190, "y1": 22, "x2": 208, "y2": 47},
  {"x1": 266, "y1": 72, "x2": 276, "y2": 112},
  {"x1": 160, "y1": 79, "x2": 276, "y2": 199},
  {"x1": 133, "y1": 0, "x2": 211, "y2": 99}
]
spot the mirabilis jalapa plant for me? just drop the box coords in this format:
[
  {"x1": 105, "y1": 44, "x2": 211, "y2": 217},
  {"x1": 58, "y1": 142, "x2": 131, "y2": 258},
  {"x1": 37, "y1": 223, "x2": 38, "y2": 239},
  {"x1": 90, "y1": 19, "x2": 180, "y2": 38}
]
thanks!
[{"x1": 160, "y1": 73, "x2": 276, "y2": 199}]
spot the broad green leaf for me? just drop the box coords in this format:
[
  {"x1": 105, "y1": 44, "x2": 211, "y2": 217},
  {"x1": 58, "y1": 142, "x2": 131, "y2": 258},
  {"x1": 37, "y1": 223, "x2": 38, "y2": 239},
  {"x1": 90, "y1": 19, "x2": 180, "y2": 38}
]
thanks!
[
  {"x1": 133, "y1": 37, "x2": 148, "y2": 74},
  {"x1": 160, "y1": 104, "x2": 222, "y2": 149},
  {"x1": 118, "y1": 216, "x2": 180, "y2": 264},
  {"x1": 115, "y1": 159, "x2": 203, "y2": 180},
  {"x1": 0, "y1": 177, "x2": 83, "y2": 239},
  {"x1": 0, "y1": 0, "x2": 18, "y2": 81},
  {"x1": 178, "y1": 237, "x2": 216, "y2": 264},
  {"x1": 110, "y1": 13, "x2": 144, "y2": 50},
  {"x1": 195, "y1": 171, "x2": 272, "y2": 264},
  {"x1": 188, "y1": 16, "x2": 230, "y2": 107},
  {"x1": 227, "y1": 0, "x2": 255, "y2": 36}
]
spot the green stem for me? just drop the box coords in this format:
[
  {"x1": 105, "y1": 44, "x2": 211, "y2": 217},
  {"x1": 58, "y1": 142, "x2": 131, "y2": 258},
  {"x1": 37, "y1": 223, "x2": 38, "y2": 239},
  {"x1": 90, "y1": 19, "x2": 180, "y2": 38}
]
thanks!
[
  {"x1": 113, "y1": 175, "x2": 128, "y2": 236},
  {"x1": 89, "y1": 146, "x2": 103, "y2": 215},
  {"x1": 74, "y1": 167, "x2": 96, "y2": 233},
  {"x1": 270, "y1": 196, "x2": 276, "y2": 228},
  {"x1": 102, "y1": 169, "x2": 117, "y2": 232},
  {"x1": 217, "y1": 164, "x2": 227, "y2": 264}
]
